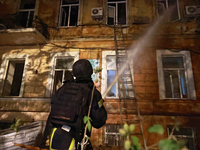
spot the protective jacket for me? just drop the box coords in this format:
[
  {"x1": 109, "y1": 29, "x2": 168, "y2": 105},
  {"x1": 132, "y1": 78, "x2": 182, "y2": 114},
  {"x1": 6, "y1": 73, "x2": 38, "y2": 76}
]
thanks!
[{"x1": 41, "y1": 77, "x2": 107, "y2": 150}]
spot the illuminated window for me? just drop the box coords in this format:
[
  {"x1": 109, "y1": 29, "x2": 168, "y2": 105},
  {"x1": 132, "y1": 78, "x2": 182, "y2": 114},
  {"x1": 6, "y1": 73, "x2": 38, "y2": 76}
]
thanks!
[
  {"x1": 59, "y1": 0, "x2": 79, "y2": 27},
  {"x1": 156, "y1": 50, "x2": 196, "y2": 100},
  {"x1": 18, "y1": 0, "x2": 36, "y2": 27},
  {"x1": 156, "y1": 0, "x2": 180, "y2": 22},
  {"x1": 101, "y1": 51, "x2": 118, "y2": 98},
  {"x1": 107, "y1": 0, "x2": 126, "y2": 25}
]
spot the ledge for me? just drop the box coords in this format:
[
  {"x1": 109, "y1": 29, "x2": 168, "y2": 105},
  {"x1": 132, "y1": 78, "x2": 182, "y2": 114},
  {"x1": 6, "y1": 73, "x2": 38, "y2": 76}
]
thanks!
[{"x1": 0, "y1": 28, "x2": 46, "y2": 46}]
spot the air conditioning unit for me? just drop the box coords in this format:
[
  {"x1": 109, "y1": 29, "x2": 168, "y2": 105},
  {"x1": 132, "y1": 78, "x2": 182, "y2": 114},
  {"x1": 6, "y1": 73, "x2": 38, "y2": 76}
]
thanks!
[
  {"x1": 91, "y1": 7, "x2": 103, "y2": 18},
  {"x1": 185, "y1": 6, "x2": 200, "y2": 16}
]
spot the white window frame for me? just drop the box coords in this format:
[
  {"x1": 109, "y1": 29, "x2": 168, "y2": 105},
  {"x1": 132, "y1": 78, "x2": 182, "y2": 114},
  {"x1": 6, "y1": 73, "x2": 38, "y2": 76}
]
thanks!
[
  {"x1": 101, "y1": 51, "x2": 118, "y2": 99},
  {"x1": 0, "y1": 54, "x2": 29, "y2": 97},
  {"x1": 101, "y1": 51, "x2": 134, "y2": 99},
  {"x1": 18, "y1": 0, "x2": 36, "y2": 27},
  {"x1": 156, "y1": 50, "x2": 196, "y2": 100},
  {"x1": 156, "y1": 0, "x2": 180, "y2": 22},
  {"x1": 46, "y1": 52, "x2": 79, "y2": 97},
  {"x1": 58, "y1": 0, "x2": 80, "y2": 27},
  {"x1": 107, "y1": 0, "x2": 127, "y2": 25}
]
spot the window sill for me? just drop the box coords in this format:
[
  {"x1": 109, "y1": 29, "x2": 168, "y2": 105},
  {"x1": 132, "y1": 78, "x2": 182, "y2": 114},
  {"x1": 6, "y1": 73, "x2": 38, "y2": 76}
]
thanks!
[{"x1": 0, "y1": 97, "x2": 50, "y2": 101}]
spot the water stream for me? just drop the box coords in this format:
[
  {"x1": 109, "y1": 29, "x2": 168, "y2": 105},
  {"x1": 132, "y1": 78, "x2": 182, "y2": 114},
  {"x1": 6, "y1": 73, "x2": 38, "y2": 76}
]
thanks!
[{"x1": 102, "y1": 7, "x2": 174, "y2": 99}]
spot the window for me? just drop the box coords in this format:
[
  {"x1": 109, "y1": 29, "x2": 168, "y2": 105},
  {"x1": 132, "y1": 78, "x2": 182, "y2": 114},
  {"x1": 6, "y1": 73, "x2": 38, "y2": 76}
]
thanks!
[
  {"x1": 107, "y1": 0, "x2": 127, "y2": 25},
  {"x1": 156, "y1": 0, "x2": 180, "y2": 22},
  {"x1": 46, "y1": 52, "x2": 79, "y2": 97},
  {"x1": 0, "y1": 54, "x2": 29, "y2": 97},
  {"x1": 101, "y1": 51, "x2": 118, "y2": 98},
  {"x1": 156, "y1": 50, "x2": 196, "y2": 100},
  {"x1": 168, "y1": 126, "x2": 196, "y2": 150},
  {"x1": 59, "y1": 0, "x2": 79, "y2": 27},
  {"x1": 18, "y1": 0, "x2": 36, "y2": 27},
  {"x1": 105, "y1": 124, "x2": 123, "y2": 146}
]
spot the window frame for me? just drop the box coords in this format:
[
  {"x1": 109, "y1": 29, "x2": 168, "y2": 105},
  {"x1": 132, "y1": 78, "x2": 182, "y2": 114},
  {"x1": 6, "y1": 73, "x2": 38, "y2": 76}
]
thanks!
[
  {"x1": 167, "y1": 126, "x2": 196, "y2": 150},
  {"x1": 107, "y1": 0, "x2": 127, "y2": 25},
  {"x1": 18, "y1": 0, "x2": 36, "y2": 28},
  {"x1": 0, "y1": 54, "x2": 29, "y2": 97},
  {"x1": 104, "y1": 124, "x2": 123, "y2": 146},
  {"x1": 156, "y1": 0, "x2": 180, "y2": 22},
  {"x1": 156, "y1": 50, "x2": 196, "y2": 100},
  {"x1": 45, "y1": 52, "x2": 79, "y2": 97},
  {"x1": 101, "y1": 51, "x2": 118, "y2": 99},
  {"x1": 58, "y1": 0, "x2": 80, "y2": 27}
]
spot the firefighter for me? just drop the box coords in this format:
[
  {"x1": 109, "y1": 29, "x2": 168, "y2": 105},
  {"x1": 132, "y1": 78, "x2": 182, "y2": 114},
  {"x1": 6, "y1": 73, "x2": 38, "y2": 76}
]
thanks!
[{"x1": 40, "y1": 59, "x2": 107, "y2": 150}]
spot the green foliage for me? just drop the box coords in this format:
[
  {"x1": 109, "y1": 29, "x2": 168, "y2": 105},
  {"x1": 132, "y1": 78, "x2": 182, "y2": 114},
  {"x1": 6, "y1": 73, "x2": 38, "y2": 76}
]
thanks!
[
  {"x1": 83, "y1": 116, "x2": 92, "y2": 132},
  {"x1": 94, "y1": 67, "x2": 102, "y2": 74},
  {"x1": 148, "y1": 124, "x2": 164, "y2": 134},
  {"x1": 119, "y1": 124, "x2": 141, "y2": 150},
  {"x1": 10, "y1": 119, "x2": 21, "y2": 132},
  {"x1": 158, "y1": 138, "x2": 185, "y2": 150},
  {"x1": 119, "y1": 118, "x2": 188, "y2": 150}
]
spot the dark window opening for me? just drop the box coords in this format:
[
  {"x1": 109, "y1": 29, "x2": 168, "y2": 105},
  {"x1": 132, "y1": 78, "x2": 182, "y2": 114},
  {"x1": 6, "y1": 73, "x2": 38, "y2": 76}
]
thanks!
[
  {"x1": 52, "y1": 58, "x2": 74, "y2": 96},
  {"x1": 168, "y1": 126, "x2": 195, "y2": 150},
  {"x1": 20, "y1": 0, "x2": 36, "y2": 9},
  {"x1": 2, "y1": 60, "x2": 25, "y2": 96},
  {"x1": 59, "y1": 0, "x2": 79, "y2": 27},
  {"x1": 18, "y1": 0, "x2": 36, "y2": 27},
  {"x1": 107, "y1": 0, "x2": 126, "y2": 25}
]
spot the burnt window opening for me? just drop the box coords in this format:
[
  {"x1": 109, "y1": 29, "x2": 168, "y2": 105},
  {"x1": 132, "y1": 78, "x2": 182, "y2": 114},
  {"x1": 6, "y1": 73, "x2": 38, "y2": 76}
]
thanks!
[
  {"x1": 2, "y1": 60, "x2": 25, "y2": 97},
  {"x1": 52, "y1": 57, "x2": 74, "y2": 95},
  {"x1": 162, "y1": 56, "x2": 188, "y2": 99},
  {"x1": 104, "y1": 124, "x2": 123, "y2": 146},
  {"x1": 18, "y1": 0, "x2": 36, "y2": 28},
  {"x1": 157, "y1": 0, "x2": 180, "y2": 22},
  {"x1": 168, "y1": 126, "x2": 196, "y2": 150},
  {"x1": 107, "y1": 0, "x2": 126, "y2": 25},
  {"x1": 59, "y1": 0, "x2": 79, "y2": 27}
]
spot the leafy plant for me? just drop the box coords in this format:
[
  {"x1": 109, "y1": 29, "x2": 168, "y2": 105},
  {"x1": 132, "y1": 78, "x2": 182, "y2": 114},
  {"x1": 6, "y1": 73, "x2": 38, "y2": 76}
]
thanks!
[
  {"x1": 10, "y1": 119, "x2": 21, "y2": 132},
  {"x1": 83, "y1": 116, "x2": 92, "y2": 132},
  {"x1": 119, "y1": 123, "x2": 141, "y2": 150},
  {"x1": 119, "y1": 118, "x2": 189, "y2": 150}
]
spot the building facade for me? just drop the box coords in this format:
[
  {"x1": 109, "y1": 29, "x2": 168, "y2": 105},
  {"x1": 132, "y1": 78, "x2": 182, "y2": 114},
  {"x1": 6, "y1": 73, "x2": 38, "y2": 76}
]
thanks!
[{"x1": 0, "y1": 0, "x2": 200, "y2": 149}]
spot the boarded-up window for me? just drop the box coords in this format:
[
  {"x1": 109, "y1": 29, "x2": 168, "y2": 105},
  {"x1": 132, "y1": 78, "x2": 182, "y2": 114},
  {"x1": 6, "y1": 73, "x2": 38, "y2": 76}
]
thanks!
[
  {"x1": 105, "y1": 124, "x2": 123, "y2": 146},
  {"x1": 2, "y1": 60, "x2": 25, "y2": 96},
  {"x1": 52, "y1": 57, "x2": 74, "y2": 95}
]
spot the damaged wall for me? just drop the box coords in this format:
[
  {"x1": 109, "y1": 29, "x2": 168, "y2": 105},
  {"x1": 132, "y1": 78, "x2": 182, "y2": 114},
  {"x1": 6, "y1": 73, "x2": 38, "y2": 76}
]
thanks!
[{"x1": 0, "y1": 0, "x2": 200, "y2": 149}]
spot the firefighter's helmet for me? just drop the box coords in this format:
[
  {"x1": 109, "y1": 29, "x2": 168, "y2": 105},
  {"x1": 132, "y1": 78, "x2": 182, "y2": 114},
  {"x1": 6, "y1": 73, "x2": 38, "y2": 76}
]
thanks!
[{"x1": 72, "y1": 59, "x2": 93, "y2": 77}]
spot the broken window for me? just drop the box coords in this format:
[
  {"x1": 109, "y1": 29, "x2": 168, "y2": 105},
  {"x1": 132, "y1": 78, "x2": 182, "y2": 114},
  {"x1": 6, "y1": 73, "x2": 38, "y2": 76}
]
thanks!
[
  {"x1": 105, "y1": 124, "x2": 123, "y2": 146},
  {"x1": 156, "y1": 50, "x2": 196, "y2": 100},
  {"x1": 168, "y1": 126, "x2": 196, "y2": 150},
  {"x1": 157, "y1": 0, "x2": 180, "y2": 22},
  {"x1": 18, "y1": 0, "x2": 36, "y2": 27},
  {"x1": 59, "y1": 0, "x2": 79, "y2": 27},
  {"x1": 2, "y1": 60, "x2": 25, "y2": 96},
  {"x1": 107, "y1": 0, "x2": 126, "y2": 25},
  {"x1": 106, "y1": 55, "x2": 118, "y2": 98},
  {"x1": 52, "y1": 57, "x2": 74, "y2": 95}
]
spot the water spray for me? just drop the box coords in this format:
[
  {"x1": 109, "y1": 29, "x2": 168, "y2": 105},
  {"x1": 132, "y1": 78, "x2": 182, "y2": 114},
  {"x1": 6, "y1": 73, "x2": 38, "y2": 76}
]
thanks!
[{"x1": 102, "y1": 7, "x2": 174, "y2": 99}]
